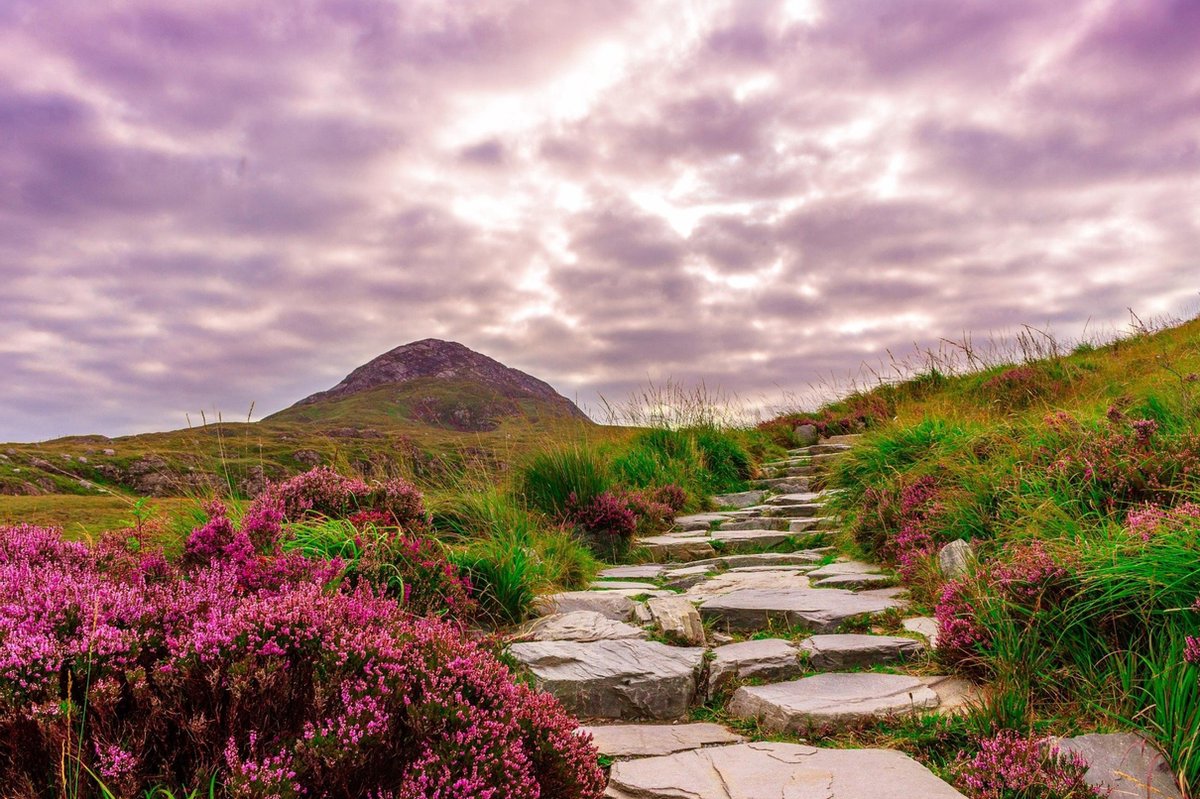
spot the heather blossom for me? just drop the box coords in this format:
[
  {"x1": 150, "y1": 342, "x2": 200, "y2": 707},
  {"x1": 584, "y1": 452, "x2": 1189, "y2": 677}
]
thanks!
[{"x1": 954, "y1": 729, "x2": 1108, "y2": 799}]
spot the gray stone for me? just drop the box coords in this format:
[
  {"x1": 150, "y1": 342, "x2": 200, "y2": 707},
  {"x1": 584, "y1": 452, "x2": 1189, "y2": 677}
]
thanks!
[
  {"x1": 763, "y1": 503, "x2": 825, "y2": 519},
  {"x1": 794, "y1": 423, "x2": 820, "y2": 445},
  {"x1": 689, "y1": 551, "x2": 826, "y2": 570},
  {"x1": 685, "y1": 570, "x2": 811, "y2": 602},
  {"x1": 638, "y1": 536, "x2": 717, "y2": 562},
  {"x1": 920, "y1": 676, "x2": 980, "y2": 714},
  {"x1": 812, "y1": 572, "x2": 896, "y2": 590},
  {"x1": 673, "y1": 512, "x2": 735, "y2": 531},
  {"x1": 902, "y1": 617, "x2": 940, "y2": 648},
  {"x1": 590, "y1": 580, "x2": 661, "y2": 591},
  {"x1": 938, "y1": 539, "x2": 975, "y2": 579},
  {"x1": 718, "y1": 516, "x2": 791, "y2": 531},
  {"x1": 599, "y1": 564, "x2": 667, "y2": 580},
  {"x1": 581, "y1": 723, "x2": 744, "y2": 759},
  {"x1": 508, "y1": 640, "x2": 704, "y2": 720},
  {"x1": 789, "y1": 516, "x2": 836, "y2": 533},
  {"x1": 646, "y1": 596, "x2": 706, "y2": 645},
  {"x1": 806, "y1": 560, "x2": 882, "y2": 579},
  {"x1": 799, "y1": 634, "x2": 925, "y2": 669},
  {"x1": 750, "y1": 476, "x2": 810, "y2": 493},
  {"x1": 517, "y1": 611, "x2": 648, "y2": 642},
  {"x1": 533, "y1": 591, "x2": 637, "y2": 621},
  {"x1": 710, "y1": 528, "x2": 793, "y2": 551},
  {"x1": 713, "y1": 490, "x2": 767, "y2": 509},
  {"x1": 707, "y1": 638, "x2": 803, "y2": 695},
  {"x1": 701, "y1": 588, "x2": 904, "y2": 633},
  {"x1": 605, "y1": 742, "x2": 967, "y2": 799},
  {"x1": 595, "y1": 588, "x2": 677, "y2": 599},
  {"x1": 1049, "y1": 733, "x2": 1183, "y2": 799},
  {"x1": 728, "y1": 673, "x2": 940, "y2": 732},
  {"x1": 766, "y1": 491, "x2": 826, "y2": 506}
]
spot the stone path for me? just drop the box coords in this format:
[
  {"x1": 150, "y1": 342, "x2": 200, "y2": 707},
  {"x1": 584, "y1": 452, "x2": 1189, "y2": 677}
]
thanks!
[{"x1": 506, "y1": 435, "x2": 988, "y2": 796}]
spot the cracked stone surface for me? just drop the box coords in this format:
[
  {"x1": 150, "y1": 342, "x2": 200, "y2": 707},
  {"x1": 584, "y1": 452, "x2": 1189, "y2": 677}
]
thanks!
[
  {"x1": 581, "y1": 723, "x2": 744, "y2": 759},
  {"x1": 638, "y1": 536, "x2": 717, "y2": 562},
  {"x1": 686, "y1": 571, "x2": 811, "y2": 602},
  {"x1": 599, "y1": 565, "x2": 668, "y2": 580},
  {"x1": 516, "y1": 611, "x2": 648, "y2": 643},
  {"x1": 590, "y1": 580, "x2": 662, "y2": 591},
  {"x1": 712, "y1": 490, "x2": 767, "y2": 509},
  {"x1": 811, "y1": 572, "x2": 895, "y2": 590},
  {"x1": 604, "y1": 742, "x2": 967, "y2": 798},
  {"x1": 799, "y1": 634, "x2": 925, "y2": 669},
  {"x1": 533, "y1": 591, "x2": 637, "y2": 621},
  {"x1": 806, "y1": 561, "x2": 882, "y2": 579},
  {"x1": 700, "y1": 588, "x2": 904, "y2": 632},
  {"x1": 508, "y1": 640, "x2": 705, "y2": 720},
  {"x1": 728, "y1": 673, "x2": 940, "y2": 732}
]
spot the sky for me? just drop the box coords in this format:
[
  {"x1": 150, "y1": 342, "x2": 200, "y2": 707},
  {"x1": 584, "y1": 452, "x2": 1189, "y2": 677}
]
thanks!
[{"x1": 2, "y1": 0, "x2": 1198, "y2": 442}]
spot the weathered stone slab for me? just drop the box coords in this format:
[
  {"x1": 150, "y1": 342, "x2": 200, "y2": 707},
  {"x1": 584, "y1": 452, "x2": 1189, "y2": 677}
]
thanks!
[
  {"x1": 902, "y1": 617, "x2": 940, "y2": 648},
  {"x1": 713, "y1": 490, "x2": 767, "y2": 509},
  {"x1": 750, "y1": 476, "x2": 810, "y2": 493},
  {"x1": 812, "y1": 572, "x2": 895, "y2": 590},
  {"x1": 672, "y1": 513, "x2": 732, "y2": 531},
  {"x1": 689, "y1": 551, "x2": 826, "y2": 570},
  {"x1": 605, "y1": 742, "x2": 967, "y2": 799},
  {"x1": 710, "y1": 528, "x2": 793, "y2": 550},
  {"x1": 599, "y1": 564, "x2": 667, "y2": 580},
  {"x1": 508, "y1": 640, "x2": 704, "y2": 720},
  {"x1": 707, "y1": 638, "x2": 803, "y2": 695},
  {"x1": 728, "y1": 673, "x2": 940, "y2": 732},
  {"x1": 1049, "y1": 733, "x2": 1183, "y2": 799},
  {"x1": 799, "y1": 634, "x2": 925, "y2": 669},
  {"x1": 686, "y1": 570, "x2": 811, "y2": 602},
  {"x1": 718, "y1": 517, "x2": 790, "y2": 531},
  {"x1": 637, "y1": 536, "x2": 717, "y2": 562},
  {"x1": 789, "y1": 516, "x2": 835, "y2": 533},
  {"x1": 700, "y1": 588, "x2": 904, "y2": 633},
  {"x1": 590, "y1": 580, "x2": 661, "y2": 591},
  {"x1": 766, "y1": 491, "x2": 826, "y2": 506},
  {"x1": 533, "y1": 591, "x2": 637, "y2": 621},
  {"x1": 646, "y1": 596, "x2": 706, "y2": 645},
  {"x1": 517, "y1": 611, "x2": 648, "y2": 642},
  {"x1": 763, "y1": 503, "x2": 825, "y2": 519},
  {"x1": 806, "y1": 560, "x2": 882, "y2": 579},
  {"x1": 594, "y1": 588, "x2": 676, "y2": 599},
  {"x1": 580, "y1": 723, "x2": 743, "y2": 759}
]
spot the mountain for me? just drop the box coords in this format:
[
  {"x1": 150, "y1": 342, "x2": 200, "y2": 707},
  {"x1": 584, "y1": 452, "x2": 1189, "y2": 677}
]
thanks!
[{"x1": 266, "y1": 339, "x2": 591, "y2": 432}]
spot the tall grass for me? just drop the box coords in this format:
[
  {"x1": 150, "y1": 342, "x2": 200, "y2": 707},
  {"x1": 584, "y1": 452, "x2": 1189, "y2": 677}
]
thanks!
[{"x1": 516, "y1": 444, "x2": 613, "y2": 520}]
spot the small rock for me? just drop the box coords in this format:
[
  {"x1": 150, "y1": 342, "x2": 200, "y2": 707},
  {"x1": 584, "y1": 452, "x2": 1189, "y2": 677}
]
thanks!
[
  {"x1": 646, "y1": 596, "x2": 705, "y2": 646},
  {"x1": 939, "y1": 539, "x2": 974, "y2": 578},
  {"x1": 793, "y1": 423, "x2": 819, "y2": 446},
  {"x1": 580, "y1": 723, "x2": 743, "y2": 759},
  {"x1": 707, "y1": 639, "x2": 803, "y2": 696},
  {"x1": 102, "y1": 448, "x2": 116, "y2": 456}
]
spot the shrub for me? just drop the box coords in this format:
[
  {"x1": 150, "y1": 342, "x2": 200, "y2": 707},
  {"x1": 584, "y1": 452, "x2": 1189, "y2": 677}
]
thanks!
[
  {"x1": 517, "y1": 446, "x2": 613, "y2": 521},
  {"x1": 952, "y1": 729, "x2": 1106, "y2": 799},
  {"x1": 567, "y1": 491, "x2": 637, "y2": 561},
  {"x1": 0, "y1": 525, "x2": 604, "y2": 799},
  {"x1": 251, "y1": 467, "x2": 429, "y2": 530}
]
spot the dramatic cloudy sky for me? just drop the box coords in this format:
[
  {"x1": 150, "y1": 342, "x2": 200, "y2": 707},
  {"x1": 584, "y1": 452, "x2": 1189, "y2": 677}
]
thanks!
[{"x1": 2, "y1": 0, "x2": 1198, "y2": 441}]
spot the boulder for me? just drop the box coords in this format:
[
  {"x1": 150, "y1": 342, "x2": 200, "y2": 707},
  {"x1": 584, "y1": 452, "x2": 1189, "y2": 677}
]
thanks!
[
  {"x1": 605, "y1": 742, "x2": 967, "y2": 799},
  {"x1": 938, "y1": 539, "x2": 974, "y2": 579},
  {"x1": 646, "y1": 596, "x2": 706, "y2": 645},
  {"x1": 793, "y1": 423, "x2": 820, "y2": 446},
  {"x1": 508, "y1": 640, "x2": 704, "y2": 720},
  {"x1": 728, "y1": 673, "x2": 940, "y2": 732}
]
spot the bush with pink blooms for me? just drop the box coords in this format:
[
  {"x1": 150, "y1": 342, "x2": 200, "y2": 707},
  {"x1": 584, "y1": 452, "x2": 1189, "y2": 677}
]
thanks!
[
  {"x1": 953, "y1": 730, "x2": 1106, "y2": 799},
  {"x1": 0, "y1": 522, "x2": 603, "y2": 799}
]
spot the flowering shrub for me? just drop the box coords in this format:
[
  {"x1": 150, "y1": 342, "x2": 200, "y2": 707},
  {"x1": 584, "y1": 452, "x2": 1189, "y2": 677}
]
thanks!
[
  {"x1": 621, "y1": 488, "x2": 676, "y2": 535},
  {"x1": 953, "y1": 729, "x2": 1107, "y2": 799},
  {"x1": 567, "y1": 491, "x2": 637, "y2": 561},
  {"x1": 0, "y1": 524, "x2": 602, "y2": 799},
  {"x1": 252, "y1": 467, "x2": 429, "y2": 530},
  {"x1": 1126, "y1": 502, "x2": 1200, "y2": 542},
  {"x1": 936, "y1": 578, "x2": 991, "y2": 660},
  {"x1": 855, "y1": 474, "x2": 953, "y2": 579}
]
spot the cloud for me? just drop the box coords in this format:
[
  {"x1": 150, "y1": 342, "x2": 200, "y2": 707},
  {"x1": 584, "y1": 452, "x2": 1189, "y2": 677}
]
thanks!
[{"x1": 0, "y1": 0, "x2": 1197, "y2": 441}]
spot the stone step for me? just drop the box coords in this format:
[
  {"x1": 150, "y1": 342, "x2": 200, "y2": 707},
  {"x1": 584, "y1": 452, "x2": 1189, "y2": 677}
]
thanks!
[
  {"x1": 581, "y1": 723, "x2": 744, "y2": 760},
  {"x1": 699, "y1": 587, "x2": 905, "y2": 633},
  {"x1": 761, "y1": 503, "x2": 826, "y2": 519},
  {"x1": 672, "y1": 512, "x2": 745, "y2": 531},
  {"x1": 637, "y1": 536, "x2": 717, "y2": 562},
  {"x1": 789, "y1": 517, "x2": 836, "y2": 534},
  {"x1": 787, "y1": 443, "x2": 853, "y2": 456},
  {"x1": 517, "y1": 611, "x2": 648, "y2": 643},
  {"x1": 706, "y1": 638, "x2": 804, "y2": 696},
  {"x1": 590, "y1": 580, "x2": 661, "y2": 591},
  {"x1": 507, "y1": 639, "x2": 705, "y2": 720},
  {"x1": 764, "y1": 491, "x2": 827, "y2": 506},
  {"x1": 716, "y1": 516, "x2": 790, "y2": 531},
  {"x1": 533, "y1": 591, "x2": 639, "y2": 621},
  {"x1": 598, "y1": 564, "x2": 668, "y2": 580},
  {"x1": 686, "y1": 550, "x2": 830, "y2": 570},
  {"x1": 684, "y1": 569, "x2": 812, "y2": 602},
  {"x1": 822, "y1": 433, "x2": 864, "y2": 445},
  {"x1": 798, "y1": 633, "x2": 925, "y2": 669},
  {"x1": 728, "y1": 672, "x2": 941, "y2": 732},
  {"x1": 772, "y1": 465, "x2": 818, "y2": 478},
  {"x1": 710, "y1": 528, "x2": 795, "y2": 551},
  {"x1": 711, "y1": 489, "x2": 767, "y2": 509},
  {"x1": 748, "y1": 476, "x2": 809, "y2": 492},
  {"x1": 811, "y1": 572, "x2": 895, "y2": 590},
  {"x1": 605, "y1": 743, "x2": 967, "y2": 799}
]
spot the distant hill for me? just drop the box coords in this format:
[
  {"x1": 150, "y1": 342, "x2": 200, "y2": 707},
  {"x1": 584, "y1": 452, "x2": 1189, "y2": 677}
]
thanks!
[{"x1": 267, "y1": 339, "x2": 591, "y2": 432}]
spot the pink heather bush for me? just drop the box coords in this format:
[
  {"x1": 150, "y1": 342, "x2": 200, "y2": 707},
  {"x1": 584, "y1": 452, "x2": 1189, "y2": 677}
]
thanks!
[
  {"x1": 936, "y1": 579, "x2": 990, "y2": 660},
  {"x1": 1125, "y1": 501, "x2": 1200, "y2": 542},
  {"x1": 856, "y1": 474, "x2": 951, "y2": 580},
  {"x1": 252, "y1": 467, "x2": 429, "y2": 530},
  {"x1": 0, "y1": 525, "x2": 603, "y2": 799},
  {"x1": 567, "y1": 490, "x2": 638, "y2": 561},
  {"x1": 953, "y1": 730, "x2": 1107, "y2": 799}
]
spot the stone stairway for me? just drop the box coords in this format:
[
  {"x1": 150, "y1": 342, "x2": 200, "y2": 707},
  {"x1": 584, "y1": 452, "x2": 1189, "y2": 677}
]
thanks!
[{"x1": 508, "y1": 435, "x2": 972, "y2": 797}]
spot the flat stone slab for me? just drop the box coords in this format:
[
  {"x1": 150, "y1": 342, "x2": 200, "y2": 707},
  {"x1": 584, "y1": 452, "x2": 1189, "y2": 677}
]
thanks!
[
  {"x1": 799, "y1": 634, "x2": 925, "y2": 669},
  {"x1": 766, "y1": 492, "x2": 826, "y2": 506},
  {"x1": 718, "y1": 517, "x2": 790, "y2": 531},
  {"x1": 700, "y1": 588, "x2": 904, "y2": 633},
  {"x1": 710, "y1": 528, "x2": 793, "y2": 550},
  {"x1": 599, "y1": 565, "x2": 667, "y2": 580},
  {"x1": 605, "y1": 742, "x2": 967, "y2": 799},
  {"x1": 689, "y1": 551, "x2": 826, "y2": 570},
  {"x1": 1049, "y1": 733, "x2": 1183, "y2": 799},
  {"x1": 790, "y1": 516, "x2": 835, "y2": 533},
  {"x1": 590, "y1": 580, "x2": 662, "y2": 591},
  {"x1": 508, "y1": 640, "x2": 704, "y2": 720},
  {"x1": 581, "y1": 723, "x2": 743, "y2": 759},
  {"x1": 807, "y1": 560, "x2": 883, "y2": 579},
  {"x1": 729, "y1": 673, "x2": 940, "y2": 732},
  {"x1": 763, "y1": 503, "x2": 825, "y2": 519},
  {"x1": 812, "y1": 572, "x2": 896, "y2": 590},
  {"x1": 707, "y1": 638, "x2": 803, "y2": 695},
  {"x1": 517, "y1": 611, "x2": 649, "y2": 642},
  {"x1": 638, "y1": 536, "x2": 717, "y2": 562},
  {"x1": 713, "y1": 490, "x2": 767, "y2": 509},
  {"x1": 902, "y1": 617, "x2": 940, "y2": 648},
  {"x1": 686, "y1": 570, "x2": 811, "y2": 602},
  {"x1": 750, "y1": 476, "x2": 810, "y2": 492},
  {"x1": 533, "y1": 591, "x2": 637, "y2": 621}
]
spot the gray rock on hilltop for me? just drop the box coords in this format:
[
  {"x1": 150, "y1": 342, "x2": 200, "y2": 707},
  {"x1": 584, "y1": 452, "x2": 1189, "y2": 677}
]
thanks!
[{"x1": 605, "y1": 742, "x2": 967, "y2": 798}]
